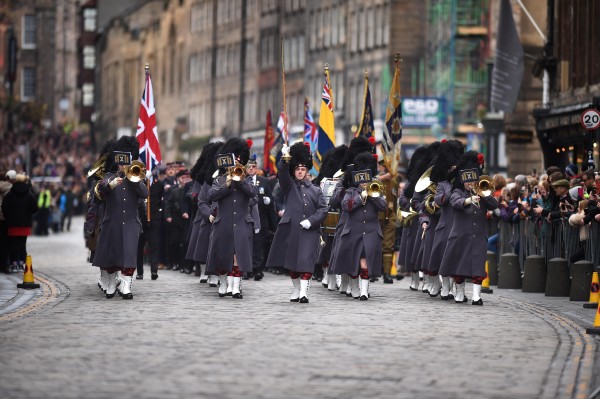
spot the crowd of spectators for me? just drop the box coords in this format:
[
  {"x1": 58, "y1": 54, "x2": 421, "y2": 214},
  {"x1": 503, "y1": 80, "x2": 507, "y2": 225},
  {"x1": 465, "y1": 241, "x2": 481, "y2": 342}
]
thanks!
[{"x1": 0, "y1": 129, "x2": 94, "y2": 272}]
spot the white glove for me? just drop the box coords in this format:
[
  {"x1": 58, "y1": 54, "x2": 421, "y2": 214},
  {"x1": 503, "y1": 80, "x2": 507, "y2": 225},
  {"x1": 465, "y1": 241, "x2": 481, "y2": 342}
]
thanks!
[
  {"x1": 254, "y1": 228, "x2": 260, "y2": 234},
  {"x1": 109, "y1": 177, "x2": 121, "y2": 189},
  {"x1": 226, "y1": 174, "x2": 233, "y2": 187},
  {"x1": 209, "y1": 215, "x2": 216, "y2": 223},
  {"x1": 281, "y1": 145, "x2": 290, "y2": 156},
  {"x1": 145, "y1": 171, "x2": 152, "y2": 180},
  {"x1": 360, "y1": 189, "x2": 368, "y2": 203},
  {"x1": 464, "y1": 197, "x2": 472, "y2": 205},
  {"x1": 300, "y1": 219, "x2": 311, "y2": 229},
  {"x1": 263, "y1": 196, "x2": 271, "y2": 205}
]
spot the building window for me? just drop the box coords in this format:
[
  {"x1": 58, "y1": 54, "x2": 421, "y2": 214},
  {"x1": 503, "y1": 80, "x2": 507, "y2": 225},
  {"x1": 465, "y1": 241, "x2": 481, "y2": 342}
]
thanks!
[
  {"x1": 83, "y1": 46, "x2": 95, "y2": 69},
  {"x1": 22, "y1": 15, "x2": 36, "y2": 49},
  {"x1": 83, "y1": 8, "x2": 97, "y2": 32},
  {"x1": 367, "y1": 8, "x2": 375, "y2": 49},
  {"x1": 82, "y1": 83, "x2": 94, "y2": 106},
  {"x1": 260, "y1": 34, "x2": 276, "y2": 69},
  {"x1": 21, "y1": 67, "x2": 36, "y2": 100}
]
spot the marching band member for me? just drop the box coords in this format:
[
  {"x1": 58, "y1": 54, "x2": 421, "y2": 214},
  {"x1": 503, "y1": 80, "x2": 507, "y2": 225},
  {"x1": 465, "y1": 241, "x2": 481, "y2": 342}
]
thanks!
[
  {"x1": 438, "y1": 151, "x2": 498, "y2": 305},
  {"x1": 377, "y1": 159, "x2": 397, "y2": 284},
  {"x1": 330, "y1": 152, "x2": 386, "y2": 300},
  {"x1": 328, "y1": 136, "x2": 375, "y2": 296},
  {"x1": 409, "y1": 142, "x2": 440, "y2": 293},
  {"x1": 312, "y1": 144, "x2": 348, "y2": 287},
  {"x1": 186, "y1": 141, "x2": 222, "y2": 283},
  {"x1": 426, "y1": 140, "x2": 464, "y2": 298},
  {"x1": 206, "y1": 138, "x2": 256, "y2": 299},
  {"x1": 265, "y1": 142, "x2": 328, "y2": 303},
  {"x1": 397, "y1": 146, "x2": 426, "y2": 290},
  {"x1": 92, "y1": 136, "x2": 149, "y2": 299}
]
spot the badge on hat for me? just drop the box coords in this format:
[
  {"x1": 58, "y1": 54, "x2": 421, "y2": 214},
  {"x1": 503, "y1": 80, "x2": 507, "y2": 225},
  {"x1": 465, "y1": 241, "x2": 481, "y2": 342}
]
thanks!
[
  {"x1": 112, "y1": 151, "x2": 132, "y2": 165},
  {"x1": 215, "y1": 153, "x2": 236, "y2": 169},
  {"x1": 459, "y1": 168, "x2": 479, "y2": 183},
  {"x1": 352, "y1": 169, "x2": 373, "y2": 184}
]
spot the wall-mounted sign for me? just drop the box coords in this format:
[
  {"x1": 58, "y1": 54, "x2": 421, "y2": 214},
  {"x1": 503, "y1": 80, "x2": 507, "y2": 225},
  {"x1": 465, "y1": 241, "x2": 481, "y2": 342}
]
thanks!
[
  {"x1": 402, "y1": 97, "x2": 447, "y2": 128},
  {"x1": 506, "y1": 130, "x2": 533, "y2": 144}
]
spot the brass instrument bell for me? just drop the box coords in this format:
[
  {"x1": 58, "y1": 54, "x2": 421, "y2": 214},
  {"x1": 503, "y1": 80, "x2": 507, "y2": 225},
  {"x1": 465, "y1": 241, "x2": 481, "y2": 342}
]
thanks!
[
  {"x1": 125, "y1": 160, "x2": 147, "y2": 183},
  {"x1": 230, "y1": 163, "x2": 247, "y2": 181}
]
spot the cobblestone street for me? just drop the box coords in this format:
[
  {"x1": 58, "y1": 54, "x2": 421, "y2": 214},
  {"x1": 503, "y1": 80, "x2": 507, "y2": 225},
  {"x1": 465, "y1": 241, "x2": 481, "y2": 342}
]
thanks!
[{"x1": 0, "y1": 216, "x2": 598, "y2": 399}]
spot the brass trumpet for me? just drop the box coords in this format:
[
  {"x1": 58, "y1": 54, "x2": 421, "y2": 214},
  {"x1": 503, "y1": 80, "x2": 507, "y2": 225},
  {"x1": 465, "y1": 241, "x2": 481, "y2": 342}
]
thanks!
[
  {"x1": 229, "y1": 163, "x2": 247, "y2": 181},
  {"x1": 366, "y1": 180, "x2": 384, "y2": 198},
  {"x1": 470, "y1": 175, "x2": 495, "y2": 208},
  {"x1": 125, "y1": 160, "x2": 147, "y2": 183}
]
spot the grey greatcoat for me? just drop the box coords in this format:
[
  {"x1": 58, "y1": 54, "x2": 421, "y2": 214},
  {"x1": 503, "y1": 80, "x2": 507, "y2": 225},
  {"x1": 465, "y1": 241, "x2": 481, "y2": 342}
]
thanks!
[
  {"x1": 187, "y1": 183, "x2": 213, "y2": 262},
  {"x1": 438, "y1": 188, "x2": 498, "y2": 278},
  {"x1": 329, "y1": 187, "x2": 386, "y2": 277},
  {"x1": 428, "y1": 181, "x2": 453, "y2": 274},
  {"x1": 265, "y1": 161, "x2": 328, "y2": 273},
  {"x1": 92, "y1": 172, "x2": 148, "y2": 268},
  {"x1": 406, "y1": 190, "x2": 425, "y2": 272},
  {"x1": 322, "y1": 181, "x2": 347, "y2": 272},
  {"x1": 206, "y1": 175, "x2": 257, "y2": 273}
]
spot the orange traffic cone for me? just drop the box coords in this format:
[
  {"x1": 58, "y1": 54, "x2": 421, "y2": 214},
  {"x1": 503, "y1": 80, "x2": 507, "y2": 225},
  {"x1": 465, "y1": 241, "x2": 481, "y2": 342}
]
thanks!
[
  {"x1": 481, "y1": 260, "x2": 493, "y2": 294},
  {"x1": 586, "y1": 300, "x2": 600, "y2": 334},
  {"x1": 17, "y1": 255, "x2": 40, "y2": 289},
  {"x1": 584, "y1": 272, "x2": 600, "y2": 309}
]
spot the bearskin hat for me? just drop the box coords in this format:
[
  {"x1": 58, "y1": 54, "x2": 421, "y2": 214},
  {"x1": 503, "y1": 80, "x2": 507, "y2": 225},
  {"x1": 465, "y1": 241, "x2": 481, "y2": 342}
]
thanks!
[
  {"x1": 104, "y1": 135, "x2": 140, "y2": 173},
  {"x1": 191, "y1": 141, "x2": 223, "y2": 184},
  {"x1": 430, "y1": 139, "x2": 465, "y2": 184},
  {"x1": 341, "y1": 136, "x2": 374, "y2": 172},
  {"x1": 218, "y1": 137, "x2": 250, "y2": 166},
  {"x1": 204, "y1": 142, "x2": 225, "y2": 185},
  {"x1": 352, "y1": 152, "x2": 378, "y2": 186},
  {"x1": 453, "y1": 150, "x2": 480, "y2": 189},
  {"x1": 313, "y1": 144, "x2": 348, "y2": 185},
  {"x1": 288, "y1": 142, "x2": 313, "y2": 177},
  {"x1": 403, "y1": 146, "x2": 428, "y2": 199}
]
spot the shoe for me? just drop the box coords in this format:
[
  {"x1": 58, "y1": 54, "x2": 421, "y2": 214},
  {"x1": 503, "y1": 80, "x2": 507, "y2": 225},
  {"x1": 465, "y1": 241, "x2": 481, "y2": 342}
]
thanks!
[
  {"x1": 151, "y1": 273, "x2": 158, "y2": 280},
  {"x1": 299, "y1": 296, "x2": 309, "y2": 303},
  {"x1": 472, "y1": 298, "x2": 483, "y2": 305},
  {"x1": 360, "y1": 295, "x2": 368, "y2": 300},
  {"x1": 409, "y1": 286, "x2": 418, "y2": 291},
  {"x1": 395, "y1": 274, "x2": 405, "y2": 281},
  {"x1": 121, "y1": 275, "x2": 134, "y2": 300},
  {"x1": 179, "y1": 268, "x2": 186, "y2": 273},
  {"x1": 136, "y1": 275, "x2": 143, "y2": 280},
  {"x1": 383, "y1": 275, "x2": 394, "y2": 284}
]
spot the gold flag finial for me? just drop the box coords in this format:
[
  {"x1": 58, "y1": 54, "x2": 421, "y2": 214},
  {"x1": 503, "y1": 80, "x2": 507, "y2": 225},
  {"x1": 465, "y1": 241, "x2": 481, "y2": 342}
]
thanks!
[
  {"x1": 145, "y1": 63, "x2": 149, "y2": 72},
  {"x1": 394, "y1": 53, "x2": 402, "y2": 64},
  {"x1": 324, "y1": 63, "x2": 329, "y2": 71},
  {"x1": 364, "y1": 69, "x2": 368, "y2": 79}
]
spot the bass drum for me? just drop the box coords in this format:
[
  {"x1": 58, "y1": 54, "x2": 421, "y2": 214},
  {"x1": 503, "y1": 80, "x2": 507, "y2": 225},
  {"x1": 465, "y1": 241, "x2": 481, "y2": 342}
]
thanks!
[{"x1": 322, "y1": 211, "x2": 340, "y2": 236}]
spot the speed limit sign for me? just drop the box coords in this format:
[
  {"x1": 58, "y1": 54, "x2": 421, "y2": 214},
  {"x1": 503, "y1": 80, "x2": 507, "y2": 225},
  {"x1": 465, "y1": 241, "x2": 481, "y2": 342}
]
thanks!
[{"x1": 581, "y1": 108, "x2": 600, "y2": 130}]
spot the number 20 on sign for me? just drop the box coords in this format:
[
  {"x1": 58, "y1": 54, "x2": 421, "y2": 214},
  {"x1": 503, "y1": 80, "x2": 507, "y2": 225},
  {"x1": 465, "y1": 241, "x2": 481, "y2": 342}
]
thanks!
[{"x1": 581, "y1": 108, "x2": 600, "y2": 130}]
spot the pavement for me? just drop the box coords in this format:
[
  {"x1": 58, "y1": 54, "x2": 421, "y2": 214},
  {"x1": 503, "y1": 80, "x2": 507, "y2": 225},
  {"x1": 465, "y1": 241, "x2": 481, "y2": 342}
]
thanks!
[{"x1": 1, "y1": 216, "x2": 600, "y2": 399}]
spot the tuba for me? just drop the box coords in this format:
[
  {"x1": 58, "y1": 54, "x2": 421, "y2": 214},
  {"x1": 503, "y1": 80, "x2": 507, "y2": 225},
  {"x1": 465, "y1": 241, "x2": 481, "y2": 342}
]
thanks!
[
  {"x1": 86, "y1": 154, "x2": 108, "y2": 179},
  {"x1": 125, "y1": 160, "x2": 147, "y2": 183},
  {"x1": 229, "y1": 163, "x2": 247, "y2": 181}
]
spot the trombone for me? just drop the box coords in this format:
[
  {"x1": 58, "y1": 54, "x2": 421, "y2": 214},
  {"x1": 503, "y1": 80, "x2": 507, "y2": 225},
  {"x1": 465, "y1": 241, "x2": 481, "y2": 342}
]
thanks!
[
  {"x1": 470, "y1": 175, "x2": 495, "y2": 208},
  {"x1": 361, "y1": 180, "x2": 384, "y2": 205},
  {"x1": 228, "y1": 163, "x2": 247, "y2": 182},
  {"x1": 124, "y1": 160, "x2": 147, "y2": 183}
]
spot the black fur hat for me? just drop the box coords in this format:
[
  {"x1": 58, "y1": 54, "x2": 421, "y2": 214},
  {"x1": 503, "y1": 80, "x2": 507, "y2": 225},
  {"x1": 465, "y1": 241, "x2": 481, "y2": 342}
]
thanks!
[
  {"x1": 218, "y1": 137, "x2": 251, "y2": 166},
  {"x1": 313, "y1": 144, "x2": 348, "y2": 185},
  {"x1": 205, "y1": 142, "x2": 225, "y2": 185},
  {"x1": 341, "y1": 136, "x2": 374, "y2": 172},
  {"x1": 453, "y1": 150, "x2": 480, "y2": 189},
  {"x1": 430, "y1": 140, "x2": 465, "y2": 184},
  {"x1": 104, "y1": 136, "x2": 140, "y2": 173},
  {"x1": 192, "y1": 141, "x2": 223, "y2": 184},
  {"x1": 352, "y1": 152, "x2": 377, "y2": 186},
  {"x1": 288, "y1": 142, "x2": 313, "y2": 177},
  {"x1": 403, "y1": 146, "x2": 427, "y2": 198}
]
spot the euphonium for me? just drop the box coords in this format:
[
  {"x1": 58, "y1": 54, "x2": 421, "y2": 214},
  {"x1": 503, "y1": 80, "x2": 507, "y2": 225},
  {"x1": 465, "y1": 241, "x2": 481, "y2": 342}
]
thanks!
[
  {"x1": 424, "y1": 194, "x2": 437, "y2": 214},
  {"x1": 125, "y1": 160, "x2": 147, "y2": 183},
  {"x1": 86, "y1": 154, "x2": 108, "y2": 179},
  {"x1": 229, "y1": 163, "x2": 247, "y2": 181},
  {"x1": 397, "y1": 207, "x2": 418, "y2": 226}
]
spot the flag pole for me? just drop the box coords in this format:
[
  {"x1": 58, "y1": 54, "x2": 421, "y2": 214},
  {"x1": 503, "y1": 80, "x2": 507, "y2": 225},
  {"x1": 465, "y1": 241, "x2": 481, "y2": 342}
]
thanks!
[
  {"x1": 145, "y1": 63, "x2": 151, "y2": 223},
  {"x1": 356, "y1": 69, "x2": 369, "y2": 138},
  {"x1": 280, "y1": 37, "x2": 291, "y2": 162}
]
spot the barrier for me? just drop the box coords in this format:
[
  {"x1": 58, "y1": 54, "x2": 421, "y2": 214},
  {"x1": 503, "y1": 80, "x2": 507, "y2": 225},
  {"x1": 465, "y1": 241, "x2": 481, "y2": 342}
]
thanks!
[
  {"x1": 545, "y1": 258, "x2": 570, "y2": 297},
  {"x1": 486, "y1": 251, "x2": 498, "y2": 286},
  {"x1": 569, "y1": 260, "x2": 594, "y2": 301},
  {"x1": 497, "y1": 253, "x2": 521, "y2": 289},
  {"x1": 522, "y1": 255, "x2": 546, "y2": 293}
]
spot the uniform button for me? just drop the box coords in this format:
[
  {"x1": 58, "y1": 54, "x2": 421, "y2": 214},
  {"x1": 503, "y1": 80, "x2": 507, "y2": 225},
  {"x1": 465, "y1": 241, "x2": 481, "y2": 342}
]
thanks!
[
  {"x1": 123, "y1": 198, "x2": 126, "y2": 201},
  {"x1": 233, "y1": 212, "x2": 236, "y2": 215},
  {"x1": 304, "y1": 204, "x2": 307, "y2": 207},
  {"x1": 363, "y1": 232, "x2": 365, "y2": 235},
  {"x1": 303, "y1": 194, "x2": 306, "y2": 196},
  {"x1": 364, "y1": 210, "x2": 366, "y2": 213},
  {"x1": 303, "y1": 215, "x2": 305, "y2": 218},
  {"x1": 473, "y1": 223, "x2": 476, "y2": 226},
  {"x1": 233, "y1": 224, "x2": 237, "y2": 227},
  {"x1": 123, "y1": 222, "x2": 125, "y2": 225},
  {"x1": 234, "y1": 200, "x2": 236, "y2": 202},
  {"x1": 363, "y1": 221, "x2": 366, "y2": 223},
  {"x1": 123, "y1": 210, "x2": 126, "y2": 213}
]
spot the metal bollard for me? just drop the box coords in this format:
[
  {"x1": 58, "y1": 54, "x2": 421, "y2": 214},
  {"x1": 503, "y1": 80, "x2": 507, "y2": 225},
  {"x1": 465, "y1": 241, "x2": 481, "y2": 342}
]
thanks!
[
  {"x1": 498, "y1": 253, "x2": 521, "y2": 289},
  {"x1": 545, "y1": 258, "x2": 570, "y2": 297},
  {"x1": 570, "y1": 260, "x2": 594, "y2": 301},
  {"x1": 522, "y1": 255, "x2": 546, "y2": 293},
  {"x1": 487, "y1": 251, "x2": 498, "y2": 286}
]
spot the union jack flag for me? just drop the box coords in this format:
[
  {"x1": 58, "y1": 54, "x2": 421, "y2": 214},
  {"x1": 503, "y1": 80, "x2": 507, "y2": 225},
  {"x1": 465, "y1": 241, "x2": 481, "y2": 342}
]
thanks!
[
  {"x1": 303, "y1": 98, "x2": 318, "y2": 175},
  {"x1": 136, "y1": 70, "x2": 161, "y2": 177}
]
